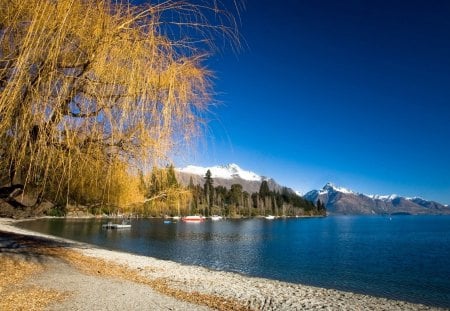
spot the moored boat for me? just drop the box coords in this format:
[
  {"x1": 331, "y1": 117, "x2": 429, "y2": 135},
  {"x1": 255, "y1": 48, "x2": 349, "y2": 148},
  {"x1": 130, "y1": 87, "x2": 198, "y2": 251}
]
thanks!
[
  {"x1": 102, "y1": 221, "x2": 132, "y2": 229},
  {"x1": 211, "y1": 215, "x2": 223, "y2": 221},
  {"x1": 182, "y1": 215, "x2": 205, "y2": 222},
  {"x1": 265, "y1": 215, "x2": 275, "y2": 220}
]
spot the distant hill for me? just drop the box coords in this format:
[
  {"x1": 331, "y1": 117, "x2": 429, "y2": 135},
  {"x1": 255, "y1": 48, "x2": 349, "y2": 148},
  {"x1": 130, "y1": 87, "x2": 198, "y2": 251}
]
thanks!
[
  {"x1": 176, "y1": 164, "x2": 293, "y2": 194},
  {"x1": 304, "y1": 183, "x2": 450, "y2": 215}
]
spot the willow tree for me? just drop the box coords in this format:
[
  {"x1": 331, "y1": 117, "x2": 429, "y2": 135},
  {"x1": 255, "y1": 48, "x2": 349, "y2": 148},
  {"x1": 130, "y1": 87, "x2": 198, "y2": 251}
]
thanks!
[{"x1": 0, "y1": 0, "x2": 238, "y2": 206}]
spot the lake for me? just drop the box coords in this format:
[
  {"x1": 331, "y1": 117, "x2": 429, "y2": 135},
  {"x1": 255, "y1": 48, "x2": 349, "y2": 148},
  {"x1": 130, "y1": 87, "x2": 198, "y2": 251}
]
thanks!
[{"x1": 17, "y1": 215, "x2": 450, "y2": 308}]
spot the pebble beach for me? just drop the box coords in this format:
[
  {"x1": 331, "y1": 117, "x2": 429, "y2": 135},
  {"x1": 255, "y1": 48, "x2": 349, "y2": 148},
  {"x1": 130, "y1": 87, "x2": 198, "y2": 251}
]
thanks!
[{"x1": 0, "y1": 218, "x2": 445, "y2": 310}]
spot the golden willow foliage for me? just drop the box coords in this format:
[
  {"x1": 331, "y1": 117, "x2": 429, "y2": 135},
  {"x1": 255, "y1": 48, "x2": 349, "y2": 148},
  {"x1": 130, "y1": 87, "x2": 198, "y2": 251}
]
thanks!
[
  {"x1": 0, "y1": 0, "x2": 239, "y2": 207},
  {"x1": 138, "y1": 166, "x2": 191, "y2": 216}
]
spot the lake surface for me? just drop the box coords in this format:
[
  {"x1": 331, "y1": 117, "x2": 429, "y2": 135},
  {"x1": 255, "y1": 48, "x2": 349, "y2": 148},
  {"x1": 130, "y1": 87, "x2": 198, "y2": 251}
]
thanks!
[{"x1": 17, "y1": 216, "x2": 450, "y2": 308}]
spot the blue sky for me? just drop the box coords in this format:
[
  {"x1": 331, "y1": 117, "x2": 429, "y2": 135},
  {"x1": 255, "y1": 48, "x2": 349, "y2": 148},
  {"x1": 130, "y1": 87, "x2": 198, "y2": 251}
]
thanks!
[{"x1": 146, "y1": 1, "x2": 450, "y2": 203}]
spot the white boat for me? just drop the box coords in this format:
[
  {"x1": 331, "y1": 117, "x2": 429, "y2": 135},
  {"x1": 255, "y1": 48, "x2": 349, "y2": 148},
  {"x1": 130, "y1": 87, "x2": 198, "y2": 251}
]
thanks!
[
  {"x1": 265, "y1": 215, "x2": 275, "y2": 220},
  {"x1": 182, "y1": 215, "x2": 205, "y2": 223},
  {"x1": 102, "y1": 221, "x2": 131, "y2": 229},
  {"x1": 172, "y1": 216, "x2": 181, "y2": 220},
  {"x1": 211, "y1": 215, "x2": 223, "y2": 221}
]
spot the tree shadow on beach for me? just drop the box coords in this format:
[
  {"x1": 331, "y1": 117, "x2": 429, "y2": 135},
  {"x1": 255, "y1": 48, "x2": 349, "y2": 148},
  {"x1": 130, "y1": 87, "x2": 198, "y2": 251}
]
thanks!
[{"x1": 0, "y1": 231, "x2": 73, "y2": 264}]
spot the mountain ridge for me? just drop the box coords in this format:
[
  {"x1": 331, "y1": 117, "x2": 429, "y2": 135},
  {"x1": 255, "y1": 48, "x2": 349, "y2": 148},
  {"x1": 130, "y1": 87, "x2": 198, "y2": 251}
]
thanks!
[
  {"x1": 304, "y1": 183, "x2": 450, "y2": 215},
  {"x1": 175, "y1": 164, "x2": 292, "y2": 194}
]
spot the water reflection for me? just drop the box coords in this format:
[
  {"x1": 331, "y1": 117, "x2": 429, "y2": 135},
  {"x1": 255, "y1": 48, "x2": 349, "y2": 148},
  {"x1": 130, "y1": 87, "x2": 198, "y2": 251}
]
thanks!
[{"x1": 16, "y1": 216, "x2": 450, "y2": 308}]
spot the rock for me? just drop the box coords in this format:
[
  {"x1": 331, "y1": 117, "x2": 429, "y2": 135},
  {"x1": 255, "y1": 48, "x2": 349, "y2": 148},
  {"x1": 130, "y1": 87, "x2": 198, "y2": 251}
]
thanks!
[
  {"x1": 11, "y1": 192, "x2": 38, "y2": 207},
  {"x1": 35, "y1": 200, "x2": 54, "y2": 214},
  {"x1": 0, "y1": 199, "x2": 16, "y2": 218},
  {"x1": 0, "y1": 186, "x2": 55, "y2": 218},
  {"x1": 65, "y1": 204, "x2": 92, "y2": 217},
  {"x1": 0, "y1": 185, "x2": 40, "y2": 208},
  {"x1": 0, "y1": 184, "x2": 24, "y2": 199}
]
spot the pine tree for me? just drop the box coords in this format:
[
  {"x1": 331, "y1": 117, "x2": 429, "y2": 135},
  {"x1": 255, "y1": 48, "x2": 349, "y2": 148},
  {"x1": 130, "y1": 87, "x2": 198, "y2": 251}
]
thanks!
[
  {"x1": 204, "y1": 169, "x2": 214, "y2": 216},
  {"x1": 259, "y1": 180, "x2": 270, "y2": 197},
  {"x1": 166, "y1": 164, "x2": 178, "y2": 188},
  {"x1": 230, "y1": 184, "x2": 243, "y2": 207}
]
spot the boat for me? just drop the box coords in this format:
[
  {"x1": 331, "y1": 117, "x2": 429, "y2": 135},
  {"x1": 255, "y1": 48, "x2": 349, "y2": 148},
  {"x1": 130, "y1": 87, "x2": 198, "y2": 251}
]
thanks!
[
  {"x1": 211, "y1": 215, "x2": 223, "y2": 221},
  {"x1": 265, "y1": 215, "x2": 275, "y2": 220},
  {"x1": 102, "y1": 220, "x2": 131, "y2": 229},
  {"x1": 163, "y1": 220, "x2": 172, "y2": 224},
  {"x1": 172, "y1": 216, "x2": 181, "y2": 220},
  {"x1": 182, "y1": 215, "x2": 205, "y2": 223}
]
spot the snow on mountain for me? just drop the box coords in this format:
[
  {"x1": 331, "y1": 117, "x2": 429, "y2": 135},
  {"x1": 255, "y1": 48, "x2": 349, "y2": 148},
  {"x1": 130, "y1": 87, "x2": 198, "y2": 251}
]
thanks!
[
  {"x1": 321, "y1": 182, "x2": 354, "y2": 195},
  {"x1": 176, "y1": 163, "x2": 262, "y2": 182},
  {"x1": 367, "y1": 194, "x2": 400, "y2": 201},
  {"x1": 305, "y1": 182, "x2": 355, "y2": 202},
  {"x1": 318, "y1": 183, "x2": 402, "y2": 200},
  {"x1": 295, "y1": 190, "x2": 303, "y2": 196},
  {"x1": 304, "y1": 183, "x2": 450, "y2": 215}
]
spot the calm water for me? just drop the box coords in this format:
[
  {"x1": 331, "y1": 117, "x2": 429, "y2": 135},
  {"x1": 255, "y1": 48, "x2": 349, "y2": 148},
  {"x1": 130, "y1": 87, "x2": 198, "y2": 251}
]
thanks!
[{"x1": 17, "y1": 216, "x2": 450, "y2": 308}]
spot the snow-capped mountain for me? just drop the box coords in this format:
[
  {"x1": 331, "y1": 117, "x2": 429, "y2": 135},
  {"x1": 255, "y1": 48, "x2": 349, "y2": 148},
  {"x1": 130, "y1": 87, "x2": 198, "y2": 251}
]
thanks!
[
  {"x1": 176, "y1": 164, "x2": 292, "y2": 194},
  {"x1": 294, "y1": 190, "x2": 304, "y2": 196},
  {"x1": 304, "y1": 183, "x2": 450, "y2": 215},
  {"x1": 177, "y1": 163, "x2": 262, "y2": 181},
  {"x1": 318, "y1": 182, "x2": 354, "y2": 195}
]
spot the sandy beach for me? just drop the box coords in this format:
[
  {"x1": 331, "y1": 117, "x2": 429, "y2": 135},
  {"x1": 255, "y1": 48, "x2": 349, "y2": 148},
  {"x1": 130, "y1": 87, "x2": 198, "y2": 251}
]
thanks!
[{"x1": 0, "y1": 218, "x2": 444, "y2": 311}]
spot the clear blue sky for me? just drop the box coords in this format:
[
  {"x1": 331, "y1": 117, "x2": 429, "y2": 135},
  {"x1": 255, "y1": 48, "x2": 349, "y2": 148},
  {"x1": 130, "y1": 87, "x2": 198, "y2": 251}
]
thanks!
[{"x1": 146, "y1": 1, "x2": 450, "y2": 203}]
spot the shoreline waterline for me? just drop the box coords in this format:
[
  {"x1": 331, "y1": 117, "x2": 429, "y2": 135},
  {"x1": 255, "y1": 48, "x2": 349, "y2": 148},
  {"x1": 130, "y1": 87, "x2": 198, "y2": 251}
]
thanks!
[{"x1": 1, "y1": 217, "x2": 446, "y2": 310}]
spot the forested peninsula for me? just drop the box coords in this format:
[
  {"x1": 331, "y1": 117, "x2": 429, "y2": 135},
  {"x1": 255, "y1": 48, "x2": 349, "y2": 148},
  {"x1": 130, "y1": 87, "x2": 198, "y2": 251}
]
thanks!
[{"x1": 1, "y1": 165, "x2": 325, "y2": 218}]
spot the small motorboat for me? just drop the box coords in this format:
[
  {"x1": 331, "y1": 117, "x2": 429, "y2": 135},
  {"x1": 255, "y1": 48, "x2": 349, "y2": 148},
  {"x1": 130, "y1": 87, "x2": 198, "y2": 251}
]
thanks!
[
  {"x1": 264, "y1": 215, "x2": 275, "y2": 220},
  {"x1": 102, "y1": 220, "x2": 131, "y2": 229},
  {"x1": 182, "y1": 215, "x2": 205, "y2": 223},
  {"x1": 211, "y1": 215, "x2": 223, "y2": 221}
]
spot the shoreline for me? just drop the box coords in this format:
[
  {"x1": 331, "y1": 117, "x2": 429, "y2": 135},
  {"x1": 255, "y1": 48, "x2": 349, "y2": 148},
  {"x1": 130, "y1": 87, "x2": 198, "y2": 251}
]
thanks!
[{"x1": 0, "y1": 218, "x2": 444, "y2": 310}]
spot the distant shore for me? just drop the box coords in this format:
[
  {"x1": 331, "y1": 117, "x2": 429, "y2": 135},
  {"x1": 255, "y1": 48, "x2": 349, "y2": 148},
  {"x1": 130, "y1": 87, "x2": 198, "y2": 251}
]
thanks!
[{"x1": 0, "y1": 218, "x2": 443, "y2": 310}]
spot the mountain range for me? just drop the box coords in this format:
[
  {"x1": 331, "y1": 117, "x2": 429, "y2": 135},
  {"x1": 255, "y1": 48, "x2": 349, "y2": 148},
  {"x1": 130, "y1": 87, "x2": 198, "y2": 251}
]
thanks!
[
  {"x1": 176, "y1": 164, "x2": 450, "y2": 215},
  {"x1": 304, "y1": 183, "x2": 450, "y2": 215}
]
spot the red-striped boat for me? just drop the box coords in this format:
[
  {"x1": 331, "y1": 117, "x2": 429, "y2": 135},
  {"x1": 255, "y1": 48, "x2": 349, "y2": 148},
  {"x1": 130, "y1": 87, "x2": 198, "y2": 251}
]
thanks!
[{"x1": 182, "y1": 215, "x2": 205, "y2": 223}]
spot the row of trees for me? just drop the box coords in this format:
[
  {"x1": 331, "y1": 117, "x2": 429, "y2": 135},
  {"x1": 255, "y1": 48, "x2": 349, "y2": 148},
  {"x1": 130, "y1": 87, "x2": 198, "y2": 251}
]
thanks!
[
  {"x1": 136, "y1": 168, "x2": 326, "y2": 218},
  {"x1": 190, "y1": 170, "x2": 326, "y2": 217}
]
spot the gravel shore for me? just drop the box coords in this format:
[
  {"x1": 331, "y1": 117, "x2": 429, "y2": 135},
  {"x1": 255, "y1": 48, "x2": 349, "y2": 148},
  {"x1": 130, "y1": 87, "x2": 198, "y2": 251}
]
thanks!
[{"x1": 0, "y1": 218, "x2": 445, "y2": 310}]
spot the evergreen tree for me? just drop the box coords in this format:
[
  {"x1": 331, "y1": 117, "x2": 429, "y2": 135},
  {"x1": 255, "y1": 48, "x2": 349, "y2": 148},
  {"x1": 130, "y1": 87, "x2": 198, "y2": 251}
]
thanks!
[
  {"x1": 276, "y1": 192, "x2": 284, "y2": 214},
  {"x1": 149, "y1": 167, "x2": 162, "y2": 197},
  {"x1": 230, "y1": 184, "x2": 243, "y2": 207},
  {"x1": 204, "y1": 169, "x2": 214, "y2": 216},
  {"x1": 243, "y1": 191, "x2": 250, "y2": 209},
  {"x1": 251, "y1": 193, "x2": 259, "y2": 209},
  {"x1": 166, "y1": 164, "x2": 178, "y2": 188},
  {"x1": 259, "y1": 180, "x2": 270, "y2": 197}
]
